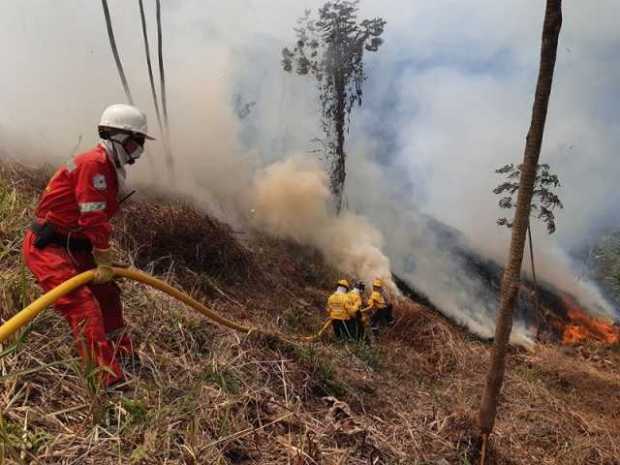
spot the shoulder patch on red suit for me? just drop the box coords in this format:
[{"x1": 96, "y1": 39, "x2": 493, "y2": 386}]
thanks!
[{"x1": 93, "y1": 174, "x2": 107, "y2": 191}]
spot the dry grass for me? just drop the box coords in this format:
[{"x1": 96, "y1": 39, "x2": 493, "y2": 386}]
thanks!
[
  {"x1": 1, "y1": 161, "x2": 620, "y2": 464},
  {"x1": 118, "y1": 197, "x2": 256, "y2": 286}
]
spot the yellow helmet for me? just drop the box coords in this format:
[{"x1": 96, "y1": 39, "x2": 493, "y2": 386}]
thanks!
[
  {"x1": 337, "y1": 279, "x2": 350, "y2": 288},
  {"x1": 372, "y1": 279, "x2": 383, "y2": 288}
]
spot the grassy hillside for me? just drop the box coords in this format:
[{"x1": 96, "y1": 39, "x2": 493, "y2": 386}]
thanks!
[{"x1": 1, "y1": 161, "x2": 619, "y2": 465}]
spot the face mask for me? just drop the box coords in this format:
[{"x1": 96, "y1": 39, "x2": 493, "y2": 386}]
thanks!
[
  {"x1": 100, "y1": 133, "x2": 141, "y2": 163},
  {"x1": 121, "y1": 136, "x2": 145, "y2": 164},
  {"x1": 104, "y1": 134, "x2": 144, "y2": 194},
  {"x1": 132, "y1": 144, "x2": 144, "y2": 160}
]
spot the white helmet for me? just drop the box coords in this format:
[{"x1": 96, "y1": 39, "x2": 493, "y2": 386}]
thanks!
[{"x1": 98, "y1": 104, "x2": 155, "y2": 140}]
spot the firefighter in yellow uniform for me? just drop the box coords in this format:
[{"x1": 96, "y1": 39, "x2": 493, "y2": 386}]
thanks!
[
  {"x1": 368, "y1": 279, "x2": 394, "y2": 331},
  {"x1": 348, "y1": 281, "x2": 367, "y2": 339},
  {"x1": 327, "y1": 279, "x2": 361, "y2": 340}
]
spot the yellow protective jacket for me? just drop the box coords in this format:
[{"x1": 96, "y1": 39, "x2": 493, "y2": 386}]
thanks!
[
  {"x1": 368, "y1": 290, "x2": 387, "y2": 310},
  {"x1": 347, "y1": 290, "x2": 363, "y2": 316},
  {"x1": 349, "y1": 289, "x2": 371, "y2": 325},
  {"x1": 327, "y1": 291, "x2": 354, "y2": 320}
]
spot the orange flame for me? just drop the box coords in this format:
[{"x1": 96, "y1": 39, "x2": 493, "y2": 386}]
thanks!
[{"x1": 560, "y1": 295, "x2": 620, "y2": 345}]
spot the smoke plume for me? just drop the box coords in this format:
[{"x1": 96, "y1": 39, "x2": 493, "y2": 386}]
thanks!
[{"x1": 250, "y1": 156, "x2": 394, "y2": 287}]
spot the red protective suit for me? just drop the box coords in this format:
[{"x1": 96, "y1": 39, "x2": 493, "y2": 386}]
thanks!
[{"x1": 22, "y1": 145, "x2": 131, "y2": 386}]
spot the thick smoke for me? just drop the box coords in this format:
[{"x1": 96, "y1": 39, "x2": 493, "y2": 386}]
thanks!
[
  {"x1": 363, "y1": 55, "x2": 620, "y2": 321},
  {"x1": 0, "y1": 0, "x2": 393, "y2": 289},
  {"x1": 250, "y1": 156, "x2": 394, "y2": 287}
]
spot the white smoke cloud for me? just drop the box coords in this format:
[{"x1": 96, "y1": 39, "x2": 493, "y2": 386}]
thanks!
[
  {"x1": 374, "y1": 66, "x2": 618, "y2": 319},
  {"x1": 250, "y1": 156, "x2": 394, "y2": 287},
  {"x1": 0, "y1": 0, "x2": 394, "y2": 288}
]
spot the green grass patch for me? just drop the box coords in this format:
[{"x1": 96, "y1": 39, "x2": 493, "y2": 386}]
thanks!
[
  {"x1": 293, "y1": 345, "x2": 348, "y2": 397},
  {"x1": 121, "y1": 398, "x2": 148, "y2": 425},
  {"x1": 513, "y1": 363, "x2": 545, "y2": 384},
  {"x1": 201, "y1": 365, "x2": 241, "y2": 394},
  {"x1": 349, "y1": 341, "x2": 383, "y2": 370},
  {"x1": 0, "y1": 415, "x2": 50, "y2": 459}
]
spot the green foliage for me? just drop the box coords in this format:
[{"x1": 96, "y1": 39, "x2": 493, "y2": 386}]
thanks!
[
  {"x1": 494, "y1": 163, "x2": 563, "y2": 234},
  {"x1": 129, "y1": 446, "x2": 149, "y2": 464},
  {"x1": 202, "y1": 364, "x2": 241, "y2": 394},
  {"x1": 282, "y1": 305, "x2": 309, "y2": 333},
  {"x1": 293, "y1": 345, "x2": 348, "y2": 397},
  {"x1": 0, "y1": 415, "x2": 50, "y2": 460},
  {"x1": 349, "y1": 340, "x2": 382, "y2": 370},
  {"x1": 317, "y1": 365, "x2": 348, "y2": 397},
  {"x1": 121, "y1": 398, "x2": 148, "y2": 425},
  {"x1": 0, "y1": 314, "x2": 35, "y2": 360},
  {"x1": 94, "y1": 398, "x2": 150, "y2": 436},
  {"x1": 513, "y1": 363, "x2": 544, "y2": 384},
  {"x1": 282, "y1": 0, "x2": 386, "y2": 118},
  {"x1": 282, "y1": 0, "x2": 386, "y2": 207},
  {"x1": 293, "y1": 344, "x2": 317, "y2": 366}
]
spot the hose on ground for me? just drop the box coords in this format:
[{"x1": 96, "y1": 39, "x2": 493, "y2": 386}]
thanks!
[{"x1": 0, "y1": 268, "x2": 331, "y2": 345}]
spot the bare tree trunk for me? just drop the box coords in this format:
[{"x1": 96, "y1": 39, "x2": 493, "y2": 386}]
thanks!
[
  {"x1": 527, "y1": 223, "x2": 543, "y2": 339},
  {"x1": 155, "y1": 0, "x2": 174, "y2": 173},
  {"x1": 330, "y1": 15, "x2": 347, "y2": 214},
  {"x1": 101, "y1": 0, "x2": 134, "y2": 104},
  {"x1": 333, "y1": 75, "x2": 347, "y2": 213},
  {"x1": 138, "y1": 0, "x2": 163, "y2": 134},
  {"x1": 478, "y1": 0, "x2": 562, "y2": 441},
  {"x1": 156, "y1": 0, "x2": 168, "y2": 130}
]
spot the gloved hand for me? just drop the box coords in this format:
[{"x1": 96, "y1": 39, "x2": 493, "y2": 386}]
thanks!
[{"x1": 93, "y1": 247, "x2": 115, "y2": 284}]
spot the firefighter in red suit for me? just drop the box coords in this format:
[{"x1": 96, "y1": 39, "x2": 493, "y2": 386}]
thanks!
[{"x1": 22, "y1": 104, "x2": 154, "y2": 388}]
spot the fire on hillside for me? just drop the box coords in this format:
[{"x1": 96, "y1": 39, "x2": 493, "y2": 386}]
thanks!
[
  {"x1": 512, "y1": 284, "x2": 618, "y2": 346},
  {"x1": 394, "y1": 244, "x2": 620, "y2": 347},
  {"x1": 556, "y1": 295, "x2": 620, "y2": 345}
]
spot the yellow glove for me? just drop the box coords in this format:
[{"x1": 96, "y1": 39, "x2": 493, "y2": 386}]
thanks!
[
  {"x1": 348, "y1": 306, "x2": 360, "y2": 319},
  {"x1": 92, "y1": 247, "x2": 115, "y2": 284}
]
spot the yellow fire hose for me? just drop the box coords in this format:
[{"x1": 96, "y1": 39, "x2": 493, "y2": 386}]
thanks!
[{"x1": 0, "y1": 267, "x2": 332, "y2": 346}]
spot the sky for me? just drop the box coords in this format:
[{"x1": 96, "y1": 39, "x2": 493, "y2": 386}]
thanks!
[{"x1": 1, "y1": 1, "x2": 619, "y2": 332}]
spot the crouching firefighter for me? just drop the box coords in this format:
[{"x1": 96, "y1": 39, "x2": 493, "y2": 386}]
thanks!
[
  {"x1": 22, "y1": 104, "x2": 154, "y2": 388},
  {"x1": 326, "y1": 280, "x2": 362, "y2": 340}
]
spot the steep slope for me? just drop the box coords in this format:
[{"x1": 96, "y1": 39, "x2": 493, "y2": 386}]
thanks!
[{"x1": 1, "y1": 161, "x2": 619, "y2": 465}]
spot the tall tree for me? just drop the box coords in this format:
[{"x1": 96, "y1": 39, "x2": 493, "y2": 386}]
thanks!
[
  {"x1": 101, "y1": 0, "x2": 134, "y2": 104},
  {"x1": 139, "y1": 0, "x2": 174, "y2": 172},
  {"x1": 155, "y1": 0, "x2": 169, "y2": 135},
  {"x1": 282, "y1": 0, "x2": 385, "y2": 212},
  {"x1": 138, "y1": 0, "x2": 163, "y2": 136},
  {"x1": 478, "y1": 0, "x2": 563, "y2": 456}
]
